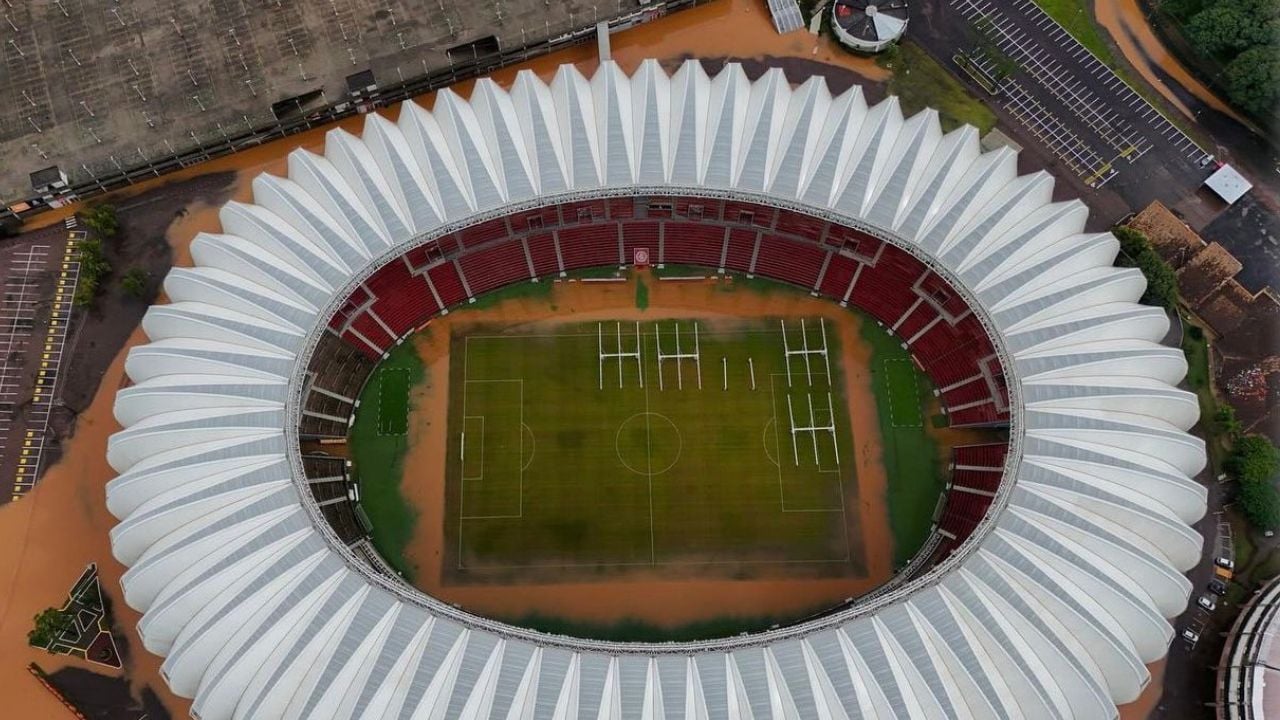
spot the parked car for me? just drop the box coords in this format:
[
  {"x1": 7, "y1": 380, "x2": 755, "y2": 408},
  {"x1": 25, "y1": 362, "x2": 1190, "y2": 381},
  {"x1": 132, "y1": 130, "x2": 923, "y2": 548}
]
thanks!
[
  {"x1": 1182, "y1": 628, "x2": 1200, "y2": 644},
  {"x1": 1198, "y1": 594, "x2": 1217, "y2": 612},
  {"x1": 1216, "y1": 556, "x2": 1235, "y2": 570},
  {"x1": 1209, "y1": 579, "x2": 1228, "y2": 596}
]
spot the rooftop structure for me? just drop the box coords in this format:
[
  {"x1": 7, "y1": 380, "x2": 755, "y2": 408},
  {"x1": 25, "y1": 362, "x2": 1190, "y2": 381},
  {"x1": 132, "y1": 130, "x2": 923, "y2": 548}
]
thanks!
[
  {"x1": 831, "y1": 1, "x2": 908, "y2": 53},
  {"x1": 1220, "y1": 575, "x2": 1280, "y2": 719},
  {"x1": 0, "y1": 0, "x2": 696, "y2": 217},
  {"x1": 1205, "y1": 164, "x2": 1253, "y2": 204},
  {"x1": 106, "y1": 58, "x2": 1205, "y2": 719}
]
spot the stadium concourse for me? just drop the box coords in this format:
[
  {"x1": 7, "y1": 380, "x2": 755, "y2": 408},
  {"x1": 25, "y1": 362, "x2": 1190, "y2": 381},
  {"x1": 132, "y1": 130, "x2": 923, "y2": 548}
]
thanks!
[{"x1": 105, "y1": 59, "x2": 1205, "y2": 718}]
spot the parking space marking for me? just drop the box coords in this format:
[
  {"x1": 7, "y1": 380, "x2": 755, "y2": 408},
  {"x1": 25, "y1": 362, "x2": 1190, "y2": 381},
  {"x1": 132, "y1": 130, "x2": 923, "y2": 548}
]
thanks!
[{"x1": 950, "y1": 0, "x2": 1213, "y2": 189}]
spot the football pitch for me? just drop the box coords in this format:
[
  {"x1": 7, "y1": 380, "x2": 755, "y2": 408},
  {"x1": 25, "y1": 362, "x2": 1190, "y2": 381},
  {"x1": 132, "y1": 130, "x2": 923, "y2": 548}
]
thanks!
[{"x1": 444, "y1": 317, "x2": 861, "y2": 573}]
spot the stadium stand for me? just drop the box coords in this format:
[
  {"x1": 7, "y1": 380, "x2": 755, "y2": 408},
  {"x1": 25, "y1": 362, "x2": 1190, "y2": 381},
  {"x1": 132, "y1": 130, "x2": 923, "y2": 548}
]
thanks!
[{"x1": 323, "y1": 197, "x2": 1012, "y2": 424}]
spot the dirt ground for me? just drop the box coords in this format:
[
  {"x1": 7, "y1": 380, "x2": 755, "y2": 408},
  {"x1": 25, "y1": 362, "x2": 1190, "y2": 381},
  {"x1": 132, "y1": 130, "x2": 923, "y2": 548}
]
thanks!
[
  {"x1": 0, "y1": 160, "x2": 240, "y2": 720},
  {"x1": 1093, "y1": 0, "x2": 1247, "y2": 127},
  {"x1": 392, "y1": 274, "x2": 911, "y2": 628},
  {"x1": 0, "y1": 324, "x2": 189, "y2": 718}
]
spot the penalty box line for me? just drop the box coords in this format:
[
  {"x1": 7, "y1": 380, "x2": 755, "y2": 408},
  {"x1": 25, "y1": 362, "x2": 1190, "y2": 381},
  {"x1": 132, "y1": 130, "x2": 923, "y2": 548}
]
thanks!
[
  {"x1": 458, "y1": 377, "x2": 525, "y2": 522},
  {"x1": 375, "y1": 368, "x2": 411, "y2": 437},
  {"x1": 884, "y1": 358, "x2": 923, "y2": 428}
]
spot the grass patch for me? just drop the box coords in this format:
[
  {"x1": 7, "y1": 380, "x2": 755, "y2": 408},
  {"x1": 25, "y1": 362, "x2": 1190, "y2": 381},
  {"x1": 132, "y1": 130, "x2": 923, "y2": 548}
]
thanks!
[
  {"x1": 1252, "y1": 547, "x2": 1280, "y2": 584},
  {"x1": 635, "y1": 277, "x2": 649, "y2": 310},
  {"x1": 1031, "y1": 0, "x2": 1115, "y2": 62},
  {"x1": 349, "y1": 340, "x2": 426, "y2": 579},
  {"x1": 462, "y1": 279, "x2": 554, "y2": 312},
  {"x1": 565, "y1": 266, "x2": 624, "y2": 280},
  {"x1": 884, "y1": 359, "x2": 924, "y2": 428},
  {"x1": 376, "y1": 369, "x2": 410, "y2": 435},
  {"x1": 1180, "y1": 319, "x2": 1229, "y2": 471},
  {"x1": 1030, "y1": 0, "x2": 1203, "y2": 139},
  {"x1": 860, "y1": 320, "x2": 944, "y2": 566},
  {"x1": 878, "y1": 41, "x2": 997, "y2": 134}
]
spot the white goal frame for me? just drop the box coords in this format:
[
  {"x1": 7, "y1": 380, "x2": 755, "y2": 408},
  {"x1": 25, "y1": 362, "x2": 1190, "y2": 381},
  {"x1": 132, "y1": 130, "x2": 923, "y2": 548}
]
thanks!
[
  {"x1": 785, "y1": 391, "x2": 840, "y2": 467},
  {"x1": 654, "y1": 321, "x2": 702, "y2": 391},
  {"x1": 781, "y1": 318, "x2": 832, "y2": 388},
  {"x1": 598, "y1": 321, "x2": 643, "y2": 390}
]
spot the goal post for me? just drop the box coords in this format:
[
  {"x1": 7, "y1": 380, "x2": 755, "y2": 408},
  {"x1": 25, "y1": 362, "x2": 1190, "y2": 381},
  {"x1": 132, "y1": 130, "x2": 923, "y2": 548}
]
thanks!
[
  {"x1": 784, "y1": 391, "x2": 841, "y2": 469},
  {"x1": 598, "y1": 321, "x2": 642, "y2": 390},
  {"x1": 781, "y1": 317, "x2": 831, "y2": 389},
  {"x1": 654, "y1": 321, "x2": 702, "y2": 391}
]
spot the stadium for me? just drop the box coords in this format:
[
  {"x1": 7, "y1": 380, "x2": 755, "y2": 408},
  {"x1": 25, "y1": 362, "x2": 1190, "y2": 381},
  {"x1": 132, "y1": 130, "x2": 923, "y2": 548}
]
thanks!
[{"x1": 105, "y1": 59, "x2": 1206, "y2": 719}]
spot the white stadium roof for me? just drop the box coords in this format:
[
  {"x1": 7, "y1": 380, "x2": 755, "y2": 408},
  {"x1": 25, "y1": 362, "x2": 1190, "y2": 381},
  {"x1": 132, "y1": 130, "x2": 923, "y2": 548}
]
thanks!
[{"x1": 106, "y1": 59, "x2": 1206, "y2": 720}]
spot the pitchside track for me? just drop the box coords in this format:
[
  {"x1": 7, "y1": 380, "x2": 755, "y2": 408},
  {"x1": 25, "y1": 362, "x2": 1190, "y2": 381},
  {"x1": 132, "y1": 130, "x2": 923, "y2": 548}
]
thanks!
[{"x1": 445, "y1": 317, "x2": 860, "y2": 572}]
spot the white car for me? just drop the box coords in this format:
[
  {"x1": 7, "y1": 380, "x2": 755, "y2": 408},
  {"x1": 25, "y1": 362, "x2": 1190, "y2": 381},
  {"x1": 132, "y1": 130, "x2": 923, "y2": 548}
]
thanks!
[
  {"x1": 1182, "y1": 628, "x2": 1200, "y2": 643},
  {"x1": 1198, "y1": 594, "x2": 1217, "y2": 612},
  {"x1": 1216, "y1": 556, "x2": 1235, "y2": 570}
]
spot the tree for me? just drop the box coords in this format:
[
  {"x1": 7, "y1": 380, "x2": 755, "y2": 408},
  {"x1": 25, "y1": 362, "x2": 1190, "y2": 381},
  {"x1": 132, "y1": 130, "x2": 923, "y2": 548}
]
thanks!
[
  {"x1": 73, "y1": 238, "x2": 111, "y2": 309},
  {"x1": 1112, "y1": 226, "x2": 1179, "y2": 309},
  {"x1": 27, "y1": 608, "x2": 71, "y2": 649},
  {"x1": 1225, "y1": 44, "x2": 1280, "y2": 117},
  {"x1": 81, "y1": 204, "x2": 119, "y2": 241},
  {"x1": 1227, "y1": 434, "x2": 1280, "y2": 484},
  {"x1": 1187, "y1": 4, "x2": 1260, "y2": 56},
  {"x1": 1215, "y1": 404, "x2": 1243, "y2": 439},
  {"x1": 1240, "y1": 477, "x2": 1280, "y2": 529},
  {"x1": 121, "y1": 267, "x2": 149, "y2": 300}
]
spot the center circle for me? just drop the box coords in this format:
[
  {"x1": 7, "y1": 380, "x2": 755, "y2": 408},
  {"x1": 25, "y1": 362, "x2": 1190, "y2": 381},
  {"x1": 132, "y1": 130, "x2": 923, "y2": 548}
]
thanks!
[{"x1": 614, "y1": 412, "x2": 682, "y2": 476}]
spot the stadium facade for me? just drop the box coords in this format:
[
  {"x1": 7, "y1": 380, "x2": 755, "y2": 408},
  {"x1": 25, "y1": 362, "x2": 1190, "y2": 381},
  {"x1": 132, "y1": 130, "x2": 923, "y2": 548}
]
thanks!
[{"x1": 106, "y1": 59, "x2": 1206, "y2": 719}]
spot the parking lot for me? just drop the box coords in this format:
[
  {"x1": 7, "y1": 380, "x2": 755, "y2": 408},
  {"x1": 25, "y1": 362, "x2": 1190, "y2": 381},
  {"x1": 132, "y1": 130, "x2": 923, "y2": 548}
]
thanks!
[
  {"x1": 945, "y1": 0, "x2": 1212, "y2": 189},
  {"x1": 0, "y1": 223, "x2": 81, "y2": 502}
]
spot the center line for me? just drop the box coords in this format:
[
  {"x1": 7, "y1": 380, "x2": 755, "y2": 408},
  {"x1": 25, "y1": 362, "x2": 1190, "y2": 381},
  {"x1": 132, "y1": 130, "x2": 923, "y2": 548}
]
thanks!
[{"x1": 642, "y1": 330, "x2": 655, "y2": 565}]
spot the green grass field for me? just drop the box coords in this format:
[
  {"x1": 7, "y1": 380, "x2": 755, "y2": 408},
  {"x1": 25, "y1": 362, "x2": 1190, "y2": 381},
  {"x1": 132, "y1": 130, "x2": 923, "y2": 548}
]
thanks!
[
  {"x1": 351, "y1": 280, "x2": 947, "y2": 590},
  {"x1": 445, "y1": 317, "x2": 859, "y2": 573},
  {"x1": 859, "y1": 320, "x2": 943, "y2": 566},
  {"x1": 349, "y1": 340, "x2": 426, "y2": 578}
]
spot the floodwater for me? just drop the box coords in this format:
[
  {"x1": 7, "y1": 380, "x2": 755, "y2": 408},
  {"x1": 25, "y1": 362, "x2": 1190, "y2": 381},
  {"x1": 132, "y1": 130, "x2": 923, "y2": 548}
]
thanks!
[
  {"x1": 0, "y1": 326, "x2": 190, "y2": 718},
  {"x1": 1119, "y1": 660, "x2": 1165, "y2": 720},
  {"x1": 20, "y1": 0, "x2": 885, "y2": 238},
  {"x1": 1094, "y1": 0, "x2": 1248, "y2": 126},
  {"x1": 0, "y1": 0, "x2": 1170, "y2": 712},
  {"x1": 397, "y1": 276, "x2": 901, "y2": 629}
]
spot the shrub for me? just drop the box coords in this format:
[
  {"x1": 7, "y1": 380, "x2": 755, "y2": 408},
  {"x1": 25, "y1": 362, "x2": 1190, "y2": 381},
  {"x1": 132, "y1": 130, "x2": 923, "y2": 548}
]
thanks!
[
  {"x1": 121, "y1": 267, "x2": 149, "y2": 300},
  {"x1": 1215, "y1": 404, "x2": 1244, "y2": 439},
  {"x1": 28, "y1": 608, "x2": 71, "y2": 649},
  {"x1": 73, "y1": 238, "x2": 111, "y2": 309},
  {"x1": 81, "y1": 204, "x2": 119, "y2": 241},
  {"x1": 1113, "y1": 226, "x2": 1179, "y2": 309}
]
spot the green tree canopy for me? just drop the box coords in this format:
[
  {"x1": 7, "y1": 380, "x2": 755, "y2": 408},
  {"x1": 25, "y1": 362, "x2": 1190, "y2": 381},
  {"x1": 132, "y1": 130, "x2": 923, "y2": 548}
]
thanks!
[
  {"x1": 1186, "y1": 3, "x2": 1279, "y2": 55},
  {"x1": 121, "y1": 267, "x2": 149, "y2": 300},
  {"x1": 27, "y1": 607, "x2": 71, "y2": 649},
  {"x1": 1215, "y1": 404, "x2": 1244, "y2": 439},
  {"x1": 81, "y1": 204, "x2": 119, "y2": 241},
  {"x1": 1240, "y1": 477, "x2": 1280, "y2": 529},
  {"x1": 1112, "y1": 226, "x2": 1179, "y2": 309},
  {"x1": 1227, "y1": 434, "x2": 1280, "y2": 484},
  {"x1": 1225, "y1": 44, "x2": 1280, "y2": 117}
]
